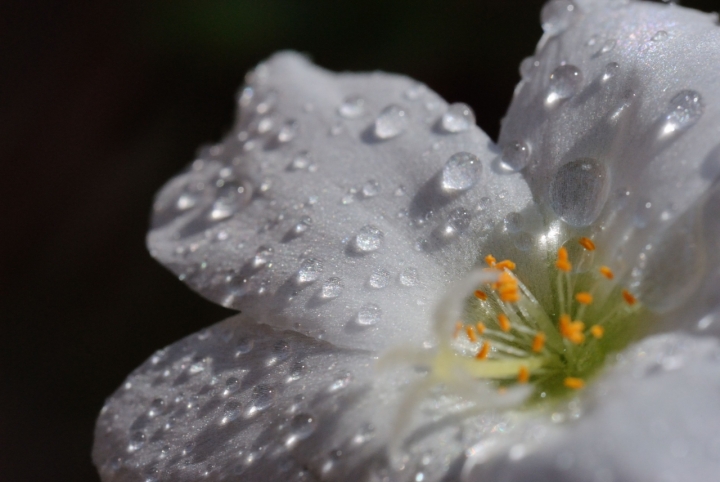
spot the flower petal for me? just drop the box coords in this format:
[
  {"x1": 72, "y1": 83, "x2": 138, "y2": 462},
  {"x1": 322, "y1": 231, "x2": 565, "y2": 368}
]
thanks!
[
  {"x1": 148, "y1": 52, "x2": 532, "y2": 351},
  {"x1": 463, "y1": 332, "x2": 720, "y2": 482}
]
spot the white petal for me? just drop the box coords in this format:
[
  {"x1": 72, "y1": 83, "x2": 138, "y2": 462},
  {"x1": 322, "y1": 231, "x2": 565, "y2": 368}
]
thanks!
[
  {"x1": 148, "y1": 52, "x2": 532, "y2": 351},
  {"x1": 463, "y1": 333, "x2": 720, "y2": 482}
]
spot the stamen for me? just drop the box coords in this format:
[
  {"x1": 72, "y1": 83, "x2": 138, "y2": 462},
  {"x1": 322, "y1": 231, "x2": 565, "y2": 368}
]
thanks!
[
  {"x1": 476, "y1": 341, "x2": 490, "y2": 360},
  {"x1": 495, "y1": 260, "x2": 516, "y2": 271},
  {"x1": 475, "y1": 322, "x2": 486, "y2": 335},
  {"x1": 563, "y1": 377, "x2": 585, "y2": 390},
  {"x1": 485, "y1": 255, "x2": 496, "y2": 266},
  {"x1": 578, "y1": 237, "x2": 596, "y2": 251},
  {"x1": 531, "y1": 332, "x2": 546, "y2": 353},
  {"x1": 575, "y1": 292, "x2": 593, "y2": 305},
  {"x1": 518, "y1": 366, "x2": 530, "y2": 384},
  {"x1": 474, "y1": 290, "x2": 488, "y2": 301},
  {"x1": 622, "y1": 289, "x2": 637, "y2": 306},
  {"x1": 498, "y1": 314, "x2": 511, "y2": 332},
  {"x1": 465, "y1": 325, "x2": 478, "y2": 343},
  {"x1": 556, "y1": 247, "x2": 572, "y2": 272},
  {"x1": 453, "y1": 321, "x2": 463, "y2": 339},
  {"x1": 599, "y1": 266, "x2": 614, "y2": 280},
  {"x1": 559, "y1": 314, "x2": 585, "y2": 344},
  {"x1": 590, "y1": 325, "x2": 604, "y2": 339}
]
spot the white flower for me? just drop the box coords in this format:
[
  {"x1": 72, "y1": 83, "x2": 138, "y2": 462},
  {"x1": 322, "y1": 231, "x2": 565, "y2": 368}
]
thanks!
[{"x1": 94, "y1": 1, "x2": 720, "y2": 481}]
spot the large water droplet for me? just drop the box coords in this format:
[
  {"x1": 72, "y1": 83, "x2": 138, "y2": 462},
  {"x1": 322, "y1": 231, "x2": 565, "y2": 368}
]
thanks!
[
  {"x1": 296, "y1": 259, "x2": 323, "y2": 284},
  {"x1": 338, "y1": 95, "x2": 366, "y2": 118},
  {"x1": 249, "y1": 385, "x2": 276, "y2": 413},
  {"x1": 374, "y1": 105, "x2": 408, "y2": 139},
  {"x1": 399, "y1": 268, "x2": 419, "y2": 287},
  {"x1": 550, "y1": 158, "x2": 610, "y2": 227},
  {"x1": 541, "y1": 0, "x2": 576, "y2": 35},
  {"x1": 321, "y1": 277, "x2": 344, "y2": 299},
  {"x1": 286, "y1": 413, "x2": 317, "y2": 447},
  {"x1": 441, "y1": 103, "x2": 475, "y2": 133},
  {"x1": 277, "y1": 119, "x2": 298, "y2": 143},
  {"x1": 439, "y1": 207, "x2": 471, "y2": 239},
  {"x1": 357, "y1": 303, "x2": 382, "y2": 326},
  {"x1": 500, "y1": 141, "x2": 530, "y2": 171},
  {"x1": 210, "y1": 182, "x2": 252, "y2": 220},
  {"x1": 441, "y1": 152, "x2": 482, "y2": 192},
  {"x1": 176, "y1": 192, "x2": 198, "y2": 211},
  {"x1": 546, "y1": 65, "x2": 583, "y2": 105},
  {"x1": 368, "y1": 269, "x2": 390, "y2": 289},
  {"x1": 353, "y1": 225, "x2": 384, "y2": 252},
  {"x1": 661, "y1": 90, "x2": 703, "y2": 137}
]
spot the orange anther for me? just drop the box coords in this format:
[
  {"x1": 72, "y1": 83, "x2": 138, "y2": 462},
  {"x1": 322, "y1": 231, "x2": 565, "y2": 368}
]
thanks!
[
  {"x1": 564, "y1": 377, "x2": 585, "y2": 389},
  {"x1": 622, "y1": 289, "x2": 637, "y2": 306},
  {"x1": 498, "y1": 271, "x2": 516, "y2": 285},
  {"x1": 495, "y1": 260, "x2": 517, "y2": 271},
  {"x1": 465, "y1": 325, "x2": 477, "y2": 343},
  {"x1": 485, "y1": 255, "x2": 496, "y2": 266},
  {"x1": 556, "y1": 259, "x2": 572, "y2": 272},
  {"x1": 532, "y1": 332, "x2": 546, "y2": 353},
  {"x1": 476, "y1": 341, "x2": 490, "y2": 360},
  {"x1": 453, "y1": 321, "x2": 463, "y2": 339},
  {"x1": 557, "y1": 246, "x2": 569, "y2": 261},
  {"x1": 578, "y1": 237, "x2": 596, "y2": 251},
  {"x1": 500, "y1": 292, "x2": 520, "y2": 303},
  {"x1": 474, "y1": 290, "x2": 488, "y2": 301},
  {"x1": 590, "y1": 325, "x2": 604, "y2": 339},
  {"x1": 559, "y1": 314, "x2": 585, "y2": 344},
  {"x1": 518, "y1": 365, "x2": 530, "y2": 384},
  {"x1": 498, "y1": 314, "x2": 511, "y2": 332},
  {"x1": 599, "y1": 266, "x2": 614, "y2": 280},
  {"x1": 575, "y1": 292, "x2": 593, "y2": 305},
  {"x1": 476, "y1": 322, "x2": 486, "y2": 335}
]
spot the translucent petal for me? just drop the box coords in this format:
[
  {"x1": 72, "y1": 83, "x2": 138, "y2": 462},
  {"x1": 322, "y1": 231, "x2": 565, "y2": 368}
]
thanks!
[
  {"x1": 147, "y1": 52, "x2": 532, "y2": 351},
  {"x1": 463, "y1": 333, "x2": 720, "y2": 482}
]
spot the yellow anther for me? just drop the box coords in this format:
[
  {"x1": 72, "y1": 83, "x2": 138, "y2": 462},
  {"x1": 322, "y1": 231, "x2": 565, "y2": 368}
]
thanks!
[
  {"x1": 559, "y1": 314, "x2": 586, "y2": 344},
  {"x1": 475, "y1": 322, "x2": 486, "y2": 335},
  {"x1": 474, "y1": 290, "x2": 488, "y2": 301},
  {"x1": 465, "y1": 325, "x2": 478, "y2": 343},
  {"x1": 575, "y1": 292, "x2": 593, "y2": 305},
  {"x1": 476, "y1": 341, "x2": 490, "y2": 360},
  {"x1": 498, "y1": 314, "x2": 511, "y2": 332},
  {"x1": 599, "y1": 266, "x2": 614, "y2": 280},
  {"x1": 518, "y1": 365, "x2": 530, "y2": 384},
  {"x1": 532, "y1": 332, "x2": 546, "y2": 353},
  {"x1": 590, "y1": 325, "x2": 604, "y2": 339},
  {"x1": 485, "y1": 254, "x2": 496, "y2": 266},
  {"x1": 556, "y1": 248, "x2": 572, "y2": 272},
  {"x1": 622, "y1": 289, "x2": 637, "y2": 306},
  {"x1": 495, "y1": 260, "x2": 517, "y2": 271},
  {"x1": 578, "y1": 237, "x2": 596, "y2": 251},
  {"x1": 453, "y1": 321, "x2": 463, "y2": 339},
  {"x1": 564, "y1": 377, "x2": 585, "y2": 390}
]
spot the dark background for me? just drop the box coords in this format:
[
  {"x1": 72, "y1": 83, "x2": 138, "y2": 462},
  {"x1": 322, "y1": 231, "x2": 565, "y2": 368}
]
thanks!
[{"x1": 1, "y1": 1, "x2": 716, "y2": 480}]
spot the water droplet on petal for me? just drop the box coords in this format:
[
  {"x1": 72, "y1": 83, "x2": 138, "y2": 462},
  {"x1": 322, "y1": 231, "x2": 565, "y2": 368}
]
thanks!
[
  {"x1": 404, "y1": 84, "x2": 426, "y2": 100},
  {"x1": 338, "y1": 95, "x2": 366, "y2": 118},
  {"x1": 329, "y1": 372, "x2": 353, "y2": 391},
  {"x1": 249, "y1": 385, "x2": 275, "y2": 413},
  {"x1": 541, "y1": 0, "x2": 576, "y2": 35},
  {"x1": 519, "y1": 57, "x2": 540, "y2": 79},
  {"x1": 546, "y1": 65, "x2": 583, "y2": 105},
  {"x1": 210, "y1": 182, "x2": 252, "y2": 220},
  {"x1": 602, "y1": 62, "x2": 620, "y2": 82},
  {"x1": 399, "y1": 268, "x2": 419, "y2": 287},
  {"x1": 504, "y1": 212, "x2": 523, "y2": 233},
  {"x1": 286, "y1": 413, "x2": 317, "y2": 446},
  {"x1": 235, "y1": 338, "x2": 254, "y2": 356},
  {"x1": 292, "y1": 216, "x2": 313, "y2": 236},
  {"x1": 441, "y1": 103, "x2": 475, "y2": 133},
  {"x1": 440, "y1": 207, "x2": 471, "y2": 239},
  {"x1": 368, "y1": 269, "x2": 390, "y2": 289},
  {"x1": 277, "y1": 119, "x2": 298, "y2": 143},
  {"x1": 651, "y1": 30, "x2": 669, "y2": 42},
  {"x1": 597, "y1": 39, "x2": 616, "y2": 55},
  {"x1": 357, "y1": 303, "x2": 382, "y2": 326},
  {"x1": 223, "y1": 377, "x2": 240, "y2": 397},
  {"x1": 128, "y1": 431, "x2": 146, "y2": 452},
  {"x1": 176, "y1": 192, "x2": 198, "y2": 211},
  {"x1": 441, "y1": 152, "x2": 482, "y2": 192},
  {"x1": 661, "y1": 90, "x2": 703, "y2": 137},
  {"x1": 296, "y1": 259, "x2": 323, "y2": 284},
  {"x1": 550, "y1": 158, "x2": 610, "y2": 227},
  {"x1": 500, "y1": 141, "x2": 531, "y2": 171},
  {"x1": 361, "y1": 180, "x2": 381, "y2": 198},
  {"x1": 252, "y1": 246, "x2": 273, "y2": 269},
  {"x1": 374, "y1": 105, "x2": 408, "y2": 139},
  {"x1": 353, "y1": 225, "x2": 384, "y2": 252},
  {"x1": 321, "y1": 277, "x2": 344, "y2": 299}
]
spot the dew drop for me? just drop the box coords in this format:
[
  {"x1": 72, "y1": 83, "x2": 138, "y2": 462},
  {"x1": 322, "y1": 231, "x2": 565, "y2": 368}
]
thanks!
[
  {"x1": 399, "y1": 268, "x2": 419, "y2": 287},
  {"x1": 176, "y1": 192, "x2": 198, "y2": 211},
  {"x1": 287, "y1": 413, "x2": 317, "y2": 445},
  {"x1": 504, "y1": 212, "x2": 523, "y2": 233},
  {"x1": 441, "y1": 152, "x2": 482, "y2": 192},
  {"x1": 296, "y1": 259, "x2": 323, "y2": 284},
  {"x1": 338, "y1": 95, "x2": 366, "y2": 118},
  {"x1": 252, "y1": 246, "x2": 273, "y2": 269},
  {"x1": 519, "y1": 57, "x2": 540, "y2": 79},
  {"x1": 329, "y1": 372, "x2": 353, "y2": 391},
  {"x1": 362, "y1": 180, "x2": 381, "y2": 198},
  {"x1": 500, "y1": 141, "x2": 530, "y2": 171},
  {"x1": 541, "y1": 0, "x2": 576, "y2": 35},
  {"x1": 374, "y1": 105, "x2": 408, "y2": 139},
  {"x1": 353, "y1": 225, "x2": 384, "y2": 252},
  {"x1": 368, "y1": 269, "x2": 391, "y2": 289},
  {"x1": 357, "y1": 303, "x2": 382, "y2": 326},
  {"x1": 597, "y1": 39, "x2": 616, "y2": 55},
  {"x1": 546, "y1": 65, "x2": 583, "y2": 105},
  {"x1": 220, "y1": 401, "x2": 242, "y2": 425},
  {"x1": 249, "y1": 385, "x2": 276, "y2": 413},
  {"x1": 269, "y1": 340, "x2": 291, "y2": 365},
  {"x1": 441, "y1": 103, "x2": 475, "y2": 133},
  {"x1": 222, "y1": 377, "x2": 240, "y2": 397},
  {"x1": 550, "y1": 158, "x2": 610, "y2": 227},
  {"x1": 661, "y1": 90, "x2": 703, "y2": 137},
  {"x1": 277, "y1": 119, "x2": 298, "y2": 143},
  {"x1": 321, "y1": 277, "x2": 344, "y2": 299},
  {"x1": 147, "y1": 399, "x2": 165, "y2": 418},
  {"x1": 257, "y1": 117, "x2": 274, "y2": 134},
  {"x1": 651, "y1": 30, "x2": 669, "y2": 42},
  {"x1": 439, "y1": 207, "x2": 471, "y2": 239},
  {"x1": 210, "y1": 182, "x2": 252, "y2": 221},
  {"x1": 128, "y1": 431, "x2": 146, "y2": 453},
  {"x1": 292, "y1": 216, "x2": 313, "y2": 236},
  {"x1": 404, "y1": 84, "x2": 426, "y2": 100},
  {"x1": 602, "y1": 62, "x2": 620, "y2": 82},
  {"x1": 235, "y1": 338, "x2": 254, "y2": 356},
  {"x1": 289, "y1": 152, "x2": 311, "y2": 171}
]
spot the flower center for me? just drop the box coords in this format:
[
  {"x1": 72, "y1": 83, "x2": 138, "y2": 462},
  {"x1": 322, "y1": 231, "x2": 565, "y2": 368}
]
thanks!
[{"x1": 442, "y1": 236, "x2": 645, "y2": 402}]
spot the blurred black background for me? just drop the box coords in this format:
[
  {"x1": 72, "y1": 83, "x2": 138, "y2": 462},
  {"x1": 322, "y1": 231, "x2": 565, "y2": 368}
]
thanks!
[{"x1": 1, "y1": 1, "x2": 716, "y2": 480}]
